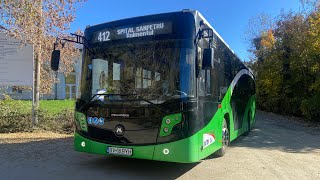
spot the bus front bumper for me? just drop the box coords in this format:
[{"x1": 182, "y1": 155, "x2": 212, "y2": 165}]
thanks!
[{"x1": 74, "y1": 132, "x2": 199, "y2": 163}]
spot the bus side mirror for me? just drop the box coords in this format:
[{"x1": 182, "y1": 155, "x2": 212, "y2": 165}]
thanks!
[
  {"x1": 202, "y1": 48, "x2": 213, "y2": 69},
  {"x1": 51, "y1": 50, "x2": 60, "y2": 71}
]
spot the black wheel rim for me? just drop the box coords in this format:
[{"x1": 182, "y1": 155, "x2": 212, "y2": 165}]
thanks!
[{"x1": 222, "y1": 127, "x2": 229, "y2": 147}]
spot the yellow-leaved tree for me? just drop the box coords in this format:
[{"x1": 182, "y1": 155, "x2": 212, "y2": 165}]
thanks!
[{"x1": 247, "y1": 0, "x2": 320, "y2": 120}]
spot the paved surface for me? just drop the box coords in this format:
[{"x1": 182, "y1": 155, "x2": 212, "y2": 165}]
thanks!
[{"x1": 0, "y1": 111, "x2": 319, "y2": 180}]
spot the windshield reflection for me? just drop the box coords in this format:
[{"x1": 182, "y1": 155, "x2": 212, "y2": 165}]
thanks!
[{"x1": 80, "y1": 40, "x2": 195, "y2": 104}]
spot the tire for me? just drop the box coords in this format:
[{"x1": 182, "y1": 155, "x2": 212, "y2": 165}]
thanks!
[
  {"x1": 243, "y1": 112, "x2": 251, "y2": 136},
  {"x1": 215, "y1": 118, "x2": 229, "y2": 157}
]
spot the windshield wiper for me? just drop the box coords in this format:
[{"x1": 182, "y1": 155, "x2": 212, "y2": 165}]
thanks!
[{"x1": 101, "y1": 94, "x2": 156, "y2": 105}]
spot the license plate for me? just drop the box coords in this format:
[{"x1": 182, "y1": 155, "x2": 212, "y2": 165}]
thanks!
[{"x1": 107, "y1": 147, "x2": 133, "y2": 156}]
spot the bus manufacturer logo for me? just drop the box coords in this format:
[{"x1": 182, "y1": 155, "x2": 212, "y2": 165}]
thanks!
[
  {"x1": 115, "y1": 125, "x2": 125, "y2": 136},
  {"x1": 111, "y1": 114, "x2": 129, "y2": 117}
]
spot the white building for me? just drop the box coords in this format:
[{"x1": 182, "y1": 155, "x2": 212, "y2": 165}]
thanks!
[
  {"x1": 0, "y1": 32, "x2": 82, "y2": 100},
  {"x1": 0, "y1": 58, "x2": 81, "y2": 100}
]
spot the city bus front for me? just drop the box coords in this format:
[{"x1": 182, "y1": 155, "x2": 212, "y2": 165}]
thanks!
[{"x1": 74, "y1": 12, "x2": 201, "y2": 163}]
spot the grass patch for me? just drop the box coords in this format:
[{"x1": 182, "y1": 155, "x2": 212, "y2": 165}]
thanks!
[
  {"x1": 0, "y1": 96, "x2": 75, "y2": 134},
  {"x1": 40, "y1": 99, "x2": 75, "y2": 115}
]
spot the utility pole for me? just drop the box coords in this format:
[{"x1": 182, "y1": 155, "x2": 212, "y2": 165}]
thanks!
[
  {"x1": 33, "y1": 51, "x2": 41, "y2": 125},
  {"x1": 32, "y1": 0, "x2": 43, "y2": 126},
  {"x1": 32, "y1": 51, "x2": 40, "y2": 126},
  {"x1": 32, "y1": 45, "x2": 35, "y2": 127}
]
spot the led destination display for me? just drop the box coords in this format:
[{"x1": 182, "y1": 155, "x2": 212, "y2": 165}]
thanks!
[{"x1": 92, "y1": 21, "x2": 172, "y2": 43}]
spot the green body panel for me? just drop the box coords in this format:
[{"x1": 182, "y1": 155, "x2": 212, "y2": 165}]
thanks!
[
  {"x1": 75, "y1": 112, "x2": 88, "y2": 132},
  {"x1": 195, "y1": 87, "x2": 256, "y2": 160},
  {"x1": 159, "y1": 113, "x2": 182, "y2": 137},
  {"x1": 74, "y1": 132, "x2": 155, "y2": 160},
  {"x1": 74, "y1": 132, "x2": 199, "y2": 163},
  {"x1": 74, "y1": 86, "x2": 256, "y2": 163}
]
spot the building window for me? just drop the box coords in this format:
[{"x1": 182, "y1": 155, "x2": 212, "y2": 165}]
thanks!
[
  {"x1": 113, "y1": 63, "x2": 121, "y2": 80},
  {"x1": 65, "y1": 74, "x2": 76, "y2": 84},
  {"x1": 155, "y1": 72, "x2": 161, "y2": 81},
  {"x1": 135, "y1": 68, "x2": 142, "y2": 88},
  {"x1": 135, "y1": 68, "x2": 152, "y2": 89},
  {"x1": 65, "y1": 73, "x2": 76, "y2": 99},
  {"x1": 143, "y1": 69, "x2": 152, "y2": 89}
]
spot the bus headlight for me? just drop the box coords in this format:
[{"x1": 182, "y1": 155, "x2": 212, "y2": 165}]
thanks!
[
  {"x1": 75, "y1": 111, "x2": 88, "y2": 132},
  {"x1": 159, "y1": 113, "x2": 182, "y2": 137}
]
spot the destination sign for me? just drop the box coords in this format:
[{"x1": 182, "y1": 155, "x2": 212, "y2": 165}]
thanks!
[{"x1": 92, "y1": 21, "x2": 172, "y2": 43}]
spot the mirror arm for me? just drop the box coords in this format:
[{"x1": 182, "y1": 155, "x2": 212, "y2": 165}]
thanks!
[
  {"x1": 194, "y1": 29, "x2": 203, "y2": 46},
  {"x1": 53, "y1": 37, "x2": 59, "y2": 51},
  {"x1": 56, "y1": 33, "x2": 96, "y2": 57}
]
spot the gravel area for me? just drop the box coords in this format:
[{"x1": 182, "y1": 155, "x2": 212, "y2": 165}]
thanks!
[{"x1": 0, "y1": 111, "x2": 319, "y2": 180}]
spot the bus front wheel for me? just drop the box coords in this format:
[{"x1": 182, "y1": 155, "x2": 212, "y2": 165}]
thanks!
[{"x1": 215, "y1": 118, "x2": 229, "y2": 157}]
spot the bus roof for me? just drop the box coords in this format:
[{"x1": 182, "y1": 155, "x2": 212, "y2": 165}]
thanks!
[
  {"x1": 86, "y1": 10, "x2": 244, "y2": 63},
  {"x1": 194, "y1": 10, "x2": 243, "y2": 62}
]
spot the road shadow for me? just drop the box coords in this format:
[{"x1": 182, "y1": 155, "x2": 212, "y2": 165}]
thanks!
[
  {"x1": 81, "y1": 156, "x2": 198, "y2": 179},
  {"x1": 230, "y1": 111, "x2": 320, "y2": 153},
  {"x1": 1, "y1": 111, "x2": 319, "y2": 179},
  {"x1": 0, "y1": 137, "x2": 198, "y2": 180}
]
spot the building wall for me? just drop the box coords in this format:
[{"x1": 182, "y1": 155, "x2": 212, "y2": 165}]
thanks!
[{"x1": 0, "y1": 56, "x2": 81, "y2": 100}]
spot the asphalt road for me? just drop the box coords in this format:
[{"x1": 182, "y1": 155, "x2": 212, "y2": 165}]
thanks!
[{"x1": 0, "y1": 111, "x2": 319, "y2": 180}]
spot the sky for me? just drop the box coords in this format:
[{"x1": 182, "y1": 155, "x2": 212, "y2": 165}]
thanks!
[{"x1": 70, "y1": 0, "x2": 303, "y2": 61}]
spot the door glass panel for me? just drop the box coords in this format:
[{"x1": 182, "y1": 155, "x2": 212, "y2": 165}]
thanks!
[
  {"x1": 66, "y1": 86, "x2": 70, "y2": 99},
  {"x1": 71, "y1": 86, "x2": 76, "y2": 99}
]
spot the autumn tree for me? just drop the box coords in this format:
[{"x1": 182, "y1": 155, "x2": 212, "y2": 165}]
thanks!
[
  {"x1": 247, "y1": 0, "x2": 320, "y2": 120},
  {"x1": 244, "y1": 13, "x2": 274, "y2": 63},
  {"x1": 0, "y1": 0, "x2": 86, "y2": 124}
]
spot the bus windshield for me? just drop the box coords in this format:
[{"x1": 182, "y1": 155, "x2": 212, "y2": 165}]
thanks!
[{"x1": 79, "y1": 40, "x2": 195, "y2": 104}]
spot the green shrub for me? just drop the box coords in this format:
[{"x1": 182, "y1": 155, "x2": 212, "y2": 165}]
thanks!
[
  {"x1": 37, "y1": 108, "x2": 75, "y2": 134},
  {"x1": 0, "y1": 97, "x2": 32, "y2": 133},
  {"x1": 300, "y1": 94, "x2": 320, "y2": 121},
  {"x1": 0, "y1": 98, "x2": 75, "y2": 133}
]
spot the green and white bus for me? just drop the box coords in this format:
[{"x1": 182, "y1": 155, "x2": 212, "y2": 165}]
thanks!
[{"x1": 51, "y1": 10, "x2": 256, "y2": 163}]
